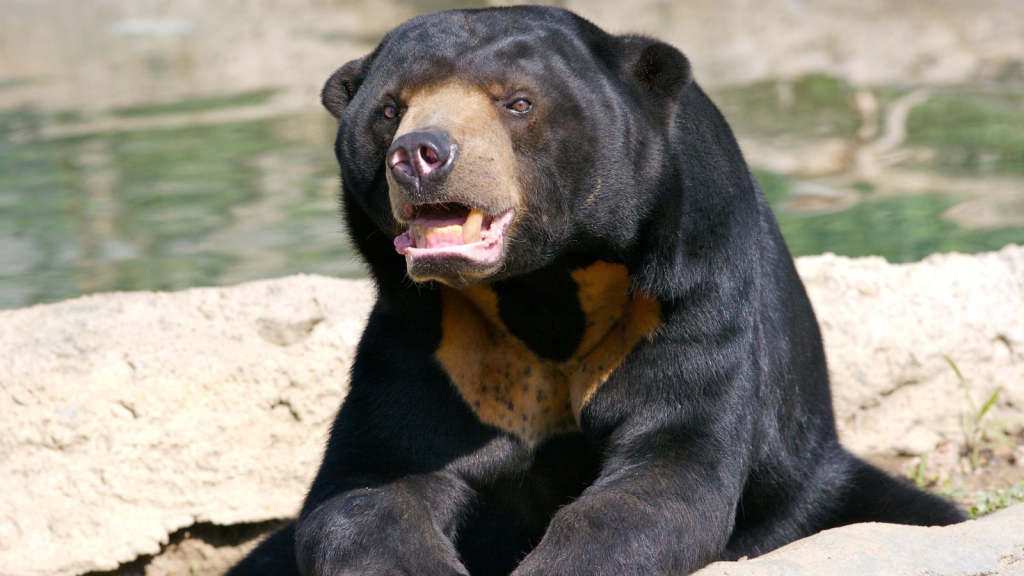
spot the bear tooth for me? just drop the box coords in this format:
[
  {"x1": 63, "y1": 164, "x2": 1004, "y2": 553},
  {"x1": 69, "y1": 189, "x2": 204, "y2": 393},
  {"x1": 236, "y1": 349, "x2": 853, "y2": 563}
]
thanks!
[
  {"x1": 463, "y1": 210, "x2": 484, "y2": 244},
  {"x1": 414, "y1": 225, "x2": 426, "y2": 248}
]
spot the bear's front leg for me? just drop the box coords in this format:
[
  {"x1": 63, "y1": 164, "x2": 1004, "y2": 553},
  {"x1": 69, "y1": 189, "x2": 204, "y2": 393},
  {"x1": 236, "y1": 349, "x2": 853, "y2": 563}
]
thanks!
[
  {"x1": 287, "y1": 303, "x2": 496, "y2": 576},
  {"x1": 295, "y1": 471, "x2": 472, "y2": 576},
  {"x1": 511, "y1": 425, "x2": 746, "y2": 576}
]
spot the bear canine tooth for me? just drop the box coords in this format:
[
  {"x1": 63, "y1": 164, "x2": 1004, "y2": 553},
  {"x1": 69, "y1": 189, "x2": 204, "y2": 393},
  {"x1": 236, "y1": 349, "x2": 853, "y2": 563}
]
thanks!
[
  {"x1": 413, "y1": 224, "x2": 426, "y2": 248},
  {"x1": 463, "y1": 209, "x2": 484, "y2": 244}
]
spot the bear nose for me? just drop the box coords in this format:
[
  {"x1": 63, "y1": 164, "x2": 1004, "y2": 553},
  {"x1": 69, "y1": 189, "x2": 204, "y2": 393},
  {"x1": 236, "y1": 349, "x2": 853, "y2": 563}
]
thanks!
[{"x1": 387, "y1": 129, "x2": 455, "y2": 190}]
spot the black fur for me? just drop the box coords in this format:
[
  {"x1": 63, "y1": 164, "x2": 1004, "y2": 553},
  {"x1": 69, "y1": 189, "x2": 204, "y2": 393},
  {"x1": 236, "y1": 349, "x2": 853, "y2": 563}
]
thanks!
[{"x1": 230, "y1": 6, "x2": 964, "y2": 576}]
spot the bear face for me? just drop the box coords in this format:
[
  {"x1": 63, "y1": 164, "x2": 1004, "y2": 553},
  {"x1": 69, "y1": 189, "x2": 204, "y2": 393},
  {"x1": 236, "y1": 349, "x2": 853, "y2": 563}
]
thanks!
[{"x1": 322, "y1": 7, "x2": 691, "y2": 287}]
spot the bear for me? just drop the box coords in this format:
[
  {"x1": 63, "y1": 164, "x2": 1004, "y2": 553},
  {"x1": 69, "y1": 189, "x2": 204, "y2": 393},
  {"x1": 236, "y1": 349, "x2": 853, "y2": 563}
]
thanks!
[{"x1": 228, "y1": 6, "x2": 964, "y2": 576}]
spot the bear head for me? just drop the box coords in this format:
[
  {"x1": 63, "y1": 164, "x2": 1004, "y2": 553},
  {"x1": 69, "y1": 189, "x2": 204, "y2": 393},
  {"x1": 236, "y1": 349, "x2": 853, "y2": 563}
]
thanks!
[{"x1": 322, "y1": 6, "x2": 692, "y2": 287}]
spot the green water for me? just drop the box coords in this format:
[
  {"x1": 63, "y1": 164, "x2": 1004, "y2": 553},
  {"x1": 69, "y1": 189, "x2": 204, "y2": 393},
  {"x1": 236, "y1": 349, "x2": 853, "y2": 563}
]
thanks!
[
  {"x1": 905, "y1": 91, "x2": 1024, "y2": 177},
  {"x1": 1, "y1": 76, "x2": 1022, "y2": 309},
  {"x1": 719, "y1": 75, "x2": 1024, "y2": 262},
  {"x1": 0, "y1": 109, "x2": 361, "y2": 309},
  {"x1": 756, "y1": 170, "x2": 1024, "y2": 264},
  {"x1": 714, "y1": 75, "x2": 863, "y2": 140}
]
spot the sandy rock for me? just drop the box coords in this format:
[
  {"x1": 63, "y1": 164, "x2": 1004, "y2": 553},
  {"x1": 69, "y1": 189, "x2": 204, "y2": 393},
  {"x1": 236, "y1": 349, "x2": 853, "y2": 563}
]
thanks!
[
  {"x1": 1, "y1": 246, "x2": 1022, "y2": 576},
  {"x1": 0, "y1": 275, "x2": 375, "y2": 576},
  {"x1": 694, "y1": 503, "x2": 1024, "y2": 576},
  {"x1": 799, "y1": 245, "x2": 1024, "y2": 457}
]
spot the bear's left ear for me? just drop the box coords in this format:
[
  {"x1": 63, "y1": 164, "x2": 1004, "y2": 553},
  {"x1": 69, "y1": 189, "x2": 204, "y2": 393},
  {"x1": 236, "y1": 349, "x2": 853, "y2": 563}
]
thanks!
[
  {"x1": 619, "y1": 36, "x2": 692, "y2": 102},
  {"x1": 321, "y1": 55, "x2": 370, "y2": 119}
]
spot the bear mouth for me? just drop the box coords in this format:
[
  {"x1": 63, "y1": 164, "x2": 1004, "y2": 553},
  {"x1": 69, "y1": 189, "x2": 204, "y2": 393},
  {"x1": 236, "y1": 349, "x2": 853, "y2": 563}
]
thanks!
[{"x1": 394, "y1": 203, "x2": 515, "y2": 271}]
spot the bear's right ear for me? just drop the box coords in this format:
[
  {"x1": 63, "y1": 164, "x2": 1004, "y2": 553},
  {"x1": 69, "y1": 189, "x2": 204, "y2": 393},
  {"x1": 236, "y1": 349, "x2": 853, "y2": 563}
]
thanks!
[
  {"x1": 619, "y1": 36, "x2": 692, "y2": 103},
  {"x1": 321, "y1": 55, "x2": 370, "y2": 119}
]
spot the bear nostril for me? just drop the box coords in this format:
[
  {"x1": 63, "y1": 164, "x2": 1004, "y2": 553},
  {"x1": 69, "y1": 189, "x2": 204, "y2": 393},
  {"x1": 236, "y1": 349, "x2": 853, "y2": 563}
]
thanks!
[
  {"x1": 389, "y1": 147, "x2": 408, "y2": 168},
  {"x1": 394, "y1": 162, "x2": 414, "y2": 178},
  {"x1": 418, "y1": 146, "x2": 442, "y2": 174},
  {"x1": 390, "y1": 148, "x2": 414, "y2": 178}
]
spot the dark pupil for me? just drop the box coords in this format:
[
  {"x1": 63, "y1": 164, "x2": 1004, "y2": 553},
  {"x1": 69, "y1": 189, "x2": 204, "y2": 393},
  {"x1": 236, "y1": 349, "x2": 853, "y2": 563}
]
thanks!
[
  {"x1": 384, "y1": 106, "x2": 396, "y2": 118},
  {"x1": 513, "y1": 100, "x2": 529, "y2": 112}
]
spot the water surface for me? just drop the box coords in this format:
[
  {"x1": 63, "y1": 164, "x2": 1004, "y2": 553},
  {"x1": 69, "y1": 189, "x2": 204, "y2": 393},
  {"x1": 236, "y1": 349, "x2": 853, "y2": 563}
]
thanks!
[{"x1": 1, "y1": 0, "x2": 1022, "y2": 309}]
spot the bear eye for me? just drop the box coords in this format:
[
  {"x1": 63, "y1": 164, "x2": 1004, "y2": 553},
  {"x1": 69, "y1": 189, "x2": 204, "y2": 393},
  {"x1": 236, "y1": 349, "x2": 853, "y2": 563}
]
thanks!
[
  {"x1": 382, "y1": 104, "x2": 399, "y2": 119},
  {"x1": 508, "y1": 99, "x2": 532, "y2": 114}
]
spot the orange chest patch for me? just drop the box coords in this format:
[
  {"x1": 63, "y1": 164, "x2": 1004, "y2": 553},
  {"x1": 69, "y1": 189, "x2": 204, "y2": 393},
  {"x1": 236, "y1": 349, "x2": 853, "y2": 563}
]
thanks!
[{"x1": 435, "y1": 262, "x2": 660, "y2": 445}]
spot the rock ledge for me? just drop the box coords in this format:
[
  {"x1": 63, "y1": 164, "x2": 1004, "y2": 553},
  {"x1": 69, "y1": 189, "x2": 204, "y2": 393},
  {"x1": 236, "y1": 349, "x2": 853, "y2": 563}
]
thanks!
[
  {"x1": 695, "y1": 503, "x2": 1024, "y2": 576},
  {"x1": 1, "y1": 246, "x2": 1022, "y2": 576}
]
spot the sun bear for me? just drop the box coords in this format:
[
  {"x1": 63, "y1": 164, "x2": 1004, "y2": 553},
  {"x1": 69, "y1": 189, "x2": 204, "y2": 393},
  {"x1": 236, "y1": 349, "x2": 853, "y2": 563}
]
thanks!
[{"x1": 228, "y1": 6, "x2": 963, "y2": 576}]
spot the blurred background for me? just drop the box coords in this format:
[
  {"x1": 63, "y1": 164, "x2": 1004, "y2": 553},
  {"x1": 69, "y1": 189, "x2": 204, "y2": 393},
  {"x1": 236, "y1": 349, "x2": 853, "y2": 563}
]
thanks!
[{"x1": 2, "y1": 0, "x2": 1023, "y2": 310}]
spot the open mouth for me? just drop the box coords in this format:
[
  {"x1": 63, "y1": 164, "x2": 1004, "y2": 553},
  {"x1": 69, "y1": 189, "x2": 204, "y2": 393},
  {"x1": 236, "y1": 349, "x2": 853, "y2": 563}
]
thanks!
[{"x1": 394, "y1": 203, "x2": 515, "y2": 269}]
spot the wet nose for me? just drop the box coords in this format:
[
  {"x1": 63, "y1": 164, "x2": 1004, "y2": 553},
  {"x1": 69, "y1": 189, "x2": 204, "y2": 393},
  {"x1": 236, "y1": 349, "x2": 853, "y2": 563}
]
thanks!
[{"x1": 387, "y1": 129, "x2": 455, "y2": 189}]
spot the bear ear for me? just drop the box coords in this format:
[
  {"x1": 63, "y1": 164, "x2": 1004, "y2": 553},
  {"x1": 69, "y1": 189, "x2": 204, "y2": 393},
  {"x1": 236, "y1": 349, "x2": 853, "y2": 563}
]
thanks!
[
  {"x1": 620, "y1": 36, "x2": 692, "y2": 102},
  {"x1": 321, "y1": 55, "x2": 370, "y2": 119}
]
